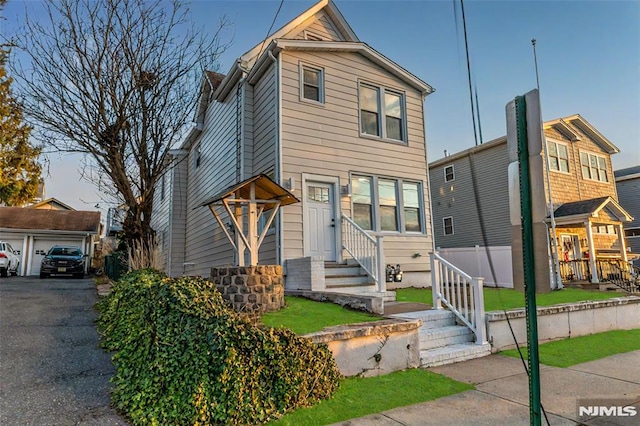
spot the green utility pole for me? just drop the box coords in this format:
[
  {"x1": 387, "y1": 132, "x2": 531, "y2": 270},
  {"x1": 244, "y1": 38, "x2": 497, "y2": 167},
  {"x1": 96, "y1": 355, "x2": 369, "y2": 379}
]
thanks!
[{"x1": 515, "y1": 95, "x2": 542, "y2": 426}]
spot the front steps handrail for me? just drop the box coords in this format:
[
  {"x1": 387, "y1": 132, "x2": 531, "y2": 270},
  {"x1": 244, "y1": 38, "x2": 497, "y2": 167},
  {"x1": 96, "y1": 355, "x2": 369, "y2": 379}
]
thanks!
[
  {"x1": 341, "y1": 213, "x2": 385, "y2": 293},
  {"x1": 598, "y1": 259, "x2": 640, "y2": 293},
  {"x1": 431, "y1": 252, "x2": 487, "y2": 345}
]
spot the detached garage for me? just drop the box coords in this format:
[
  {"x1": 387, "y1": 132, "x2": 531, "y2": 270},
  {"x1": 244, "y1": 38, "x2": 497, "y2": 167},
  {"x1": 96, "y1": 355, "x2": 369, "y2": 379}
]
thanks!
[{"x1": 0, "y1": 207, "x2": 101, "y2": 276}]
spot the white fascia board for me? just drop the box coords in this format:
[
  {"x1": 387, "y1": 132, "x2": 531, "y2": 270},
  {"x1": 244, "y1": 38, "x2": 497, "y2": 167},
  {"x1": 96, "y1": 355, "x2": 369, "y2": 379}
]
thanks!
[
  {"x1": 428, "y1": 136, "x2": 507, "y2": 168},
  {"x1": 251, "y1": 39, "x2": 433, "y2": 96},
  {"x1": 567, "y1": 115, "x2": 619, "y2": 154},
  {"x1": 593, "y1": 197, "x2": 634, "y2": 222},
  {"x1": 615, "y1": 173, "x2": 640, "y2": 182},
  {"x1": 212, "y1": 61, "x2": 243, "y2": 102}
]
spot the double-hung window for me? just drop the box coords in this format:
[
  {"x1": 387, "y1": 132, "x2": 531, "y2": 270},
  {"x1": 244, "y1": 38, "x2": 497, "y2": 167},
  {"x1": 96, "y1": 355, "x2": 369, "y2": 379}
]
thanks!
[
  {"x1": 443, "y1": 217, "x2": 454, "y2": 236},
  {"x1": 351, "y1": 175, "x2": 424, "y2": 234},
  {"x1": 580, "y1": 152, "x2": 608, "y2": 182},
  {"x1": 359, "y1": 83, "x2": 405, "y2": 142},
  {"x1": 547, "y1": 141, "x2": 569, "y2": 173},
  {"x1": 300, "y1": 63, "x2": 324, "y2": 103},
  {"x1": 444, "y1": 165, "x2": 455, "y2": 182}
]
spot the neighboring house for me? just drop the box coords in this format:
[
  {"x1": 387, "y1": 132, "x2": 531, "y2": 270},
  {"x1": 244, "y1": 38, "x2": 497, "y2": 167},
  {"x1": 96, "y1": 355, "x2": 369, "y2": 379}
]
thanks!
[
  {"x1": 615, "y1": 166, "x2": 640, "y2": 267},
  {"x1": 429, "y1": 114, "x2": 633, "y2": 290},
  {"x1": 105, "y1": 206, "x2": 125, "y2": 237},
  {"x1": 151, "y1": 0, "x2": 435, "y2": 295},
  {"x1": 0, "y1": 207, "x2": 101, "y2": 276},
  {"x1": 27, "y1": 197, "x2": 75, "y2": 211}
]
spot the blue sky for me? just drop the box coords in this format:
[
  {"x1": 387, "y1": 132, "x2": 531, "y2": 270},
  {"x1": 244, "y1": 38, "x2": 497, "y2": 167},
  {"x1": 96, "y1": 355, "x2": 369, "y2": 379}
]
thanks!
[{"x1": 3, "y1": 0, "x2": 639, "y2": 210}]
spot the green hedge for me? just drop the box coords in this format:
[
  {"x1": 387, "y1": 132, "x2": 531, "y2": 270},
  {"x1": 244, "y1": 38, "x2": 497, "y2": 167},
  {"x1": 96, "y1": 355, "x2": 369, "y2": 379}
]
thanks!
[{"x1": 96, "y1": 270, "x2": 341, "y2": 425}]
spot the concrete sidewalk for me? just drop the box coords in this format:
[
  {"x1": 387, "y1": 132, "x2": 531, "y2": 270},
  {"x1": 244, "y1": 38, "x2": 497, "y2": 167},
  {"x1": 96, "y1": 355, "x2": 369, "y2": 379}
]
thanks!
[{"x1": 333, "y1": 351, "x2": 640, "y2": 426}]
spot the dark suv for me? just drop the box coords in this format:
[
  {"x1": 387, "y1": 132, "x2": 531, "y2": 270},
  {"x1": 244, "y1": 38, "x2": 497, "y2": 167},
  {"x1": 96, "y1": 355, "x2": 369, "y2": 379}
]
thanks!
[{"x1": 40, "y1": 246, "x2": 86, "y2": 279}]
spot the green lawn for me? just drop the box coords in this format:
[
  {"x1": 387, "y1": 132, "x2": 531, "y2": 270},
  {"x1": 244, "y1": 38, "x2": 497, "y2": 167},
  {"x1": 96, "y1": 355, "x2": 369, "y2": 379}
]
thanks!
[
  {"x1": 501, "y1": 329, "x2": 640, "y2": 367},
  {"x1": 395, "y1": 287, "x2": 624, "y2": 312},
  {"x1": 261, "y1": 296, "x2": 381, "y2": 334},
  {"x1": 270, "y1": 368, "x2": 473, "y2": 425}
]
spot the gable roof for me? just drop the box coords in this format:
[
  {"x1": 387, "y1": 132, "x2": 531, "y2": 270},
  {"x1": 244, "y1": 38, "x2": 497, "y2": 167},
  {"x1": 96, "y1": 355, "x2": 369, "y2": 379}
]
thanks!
[
  {"x1": 544, "y1": 114, "x2": 619, "y2": 154},
  {"x1": 0, "y1": 207, "x2": 101, "y2": 234},
  {"x1": 27, "y1": 197, "x2": 76, "y2": 211},
  {"x1": 552, "y1": 196, "x2": 633, "y2": 223},
  {"x1": 240, "y1": 0, "x2": 358, "y2": 66},
  {"x1": 429, "y1": 115, "x2": 619, "y2": 168},
  {"x1": 246, "y1": 39, "x2": 434, "y2": 96},
  {"x1": 200, "y1": 174, "x2": 299, "y2": 211}
]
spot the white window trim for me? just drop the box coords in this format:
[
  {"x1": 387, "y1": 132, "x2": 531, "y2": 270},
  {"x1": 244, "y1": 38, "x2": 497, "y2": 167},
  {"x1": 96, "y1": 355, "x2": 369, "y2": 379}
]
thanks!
[
  {"x1": 357, "y1": 80, "x2": 407, "y2": 144},
  {"x1": 350, "y1": 173, "x2": 426, "y2": 235},
  {"x1": 444, "y1": 165, "x2": 455, "y2": 182},
  {"x1": 579, "y1": 149, "x2": 608, "y2": 182},
  {"x1": 299, "y1": 62, "x2": 325, "y2": 105},
  {"x1": 546, "y1": 139, "x2": 571, "y2": 174},
  {"x1": 443, "y1": 216, "x2": 454, "y2": 236}
]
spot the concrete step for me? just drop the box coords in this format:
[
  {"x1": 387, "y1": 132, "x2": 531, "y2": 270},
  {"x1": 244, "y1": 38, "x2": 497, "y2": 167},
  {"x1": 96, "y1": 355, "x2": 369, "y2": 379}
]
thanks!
[
  {"x1": 324, "y1": 263, "x2": 364, "y2": 277},
  {"x1": 420, "y1": 325, "x2": 474, "y2": 350},
  {"x1": 325, "y1": 275, "x2": 372, "y2": 287},
  {"x1": 388, "y1": 309, "x2": 456, "y2": 329},
  {"x1": 420, "y1": 342, "x2": 492, "y2": 368}
]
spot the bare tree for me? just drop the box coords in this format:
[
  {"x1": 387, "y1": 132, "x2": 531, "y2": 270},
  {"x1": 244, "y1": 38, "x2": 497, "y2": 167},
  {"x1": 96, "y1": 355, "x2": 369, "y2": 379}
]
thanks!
[{"x1": 8, "y1": 0, "x2": 230, "y2": 246}]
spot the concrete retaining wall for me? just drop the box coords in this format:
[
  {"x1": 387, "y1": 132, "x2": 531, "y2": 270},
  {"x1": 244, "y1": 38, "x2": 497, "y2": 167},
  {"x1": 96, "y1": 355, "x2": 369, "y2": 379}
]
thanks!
[
  {"x1": 486, "y1": 296, "x2": 640, "y2": 352},
  {"x1": 305, "y1": 318, "x2": 421, "y2": 377}
]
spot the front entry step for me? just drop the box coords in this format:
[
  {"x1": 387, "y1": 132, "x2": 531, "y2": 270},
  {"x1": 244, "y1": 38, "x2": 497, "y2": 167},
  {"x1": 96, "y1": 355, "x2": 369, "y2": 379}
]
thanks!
[{"x1": 389, "y1": 309, "x2": 491, "y2": 367}]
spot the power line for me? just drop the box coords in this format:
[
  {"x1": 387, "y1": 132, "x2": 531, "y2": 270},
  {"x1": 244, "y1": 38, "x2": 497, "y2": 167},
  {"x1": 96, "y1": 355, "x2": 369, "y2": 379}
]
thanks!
[{"x1": 256, "y1": 0, "x2": 285, "y2": 63}]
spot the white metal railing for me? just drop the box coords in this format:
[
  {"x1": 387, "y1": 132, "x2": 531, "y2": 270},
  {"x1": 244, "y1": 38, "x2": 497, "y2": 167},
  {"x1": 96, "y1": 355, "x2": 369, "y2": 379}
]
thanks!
[
  {"x1": 431, "y1": 252, "x2": 487, "y2": 345},
  {"x1": 341, "y1": 213, "x2": 385, "y2": 292}
]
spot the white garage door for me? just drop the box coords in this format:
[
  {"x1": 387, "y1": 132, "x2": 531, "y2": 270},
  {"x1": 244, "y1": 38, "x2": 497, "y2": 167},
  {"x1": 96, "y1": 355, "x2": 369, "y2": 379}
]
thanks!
[
  {"x1": 31, "y1": 238, "x2": 84, "y2": 275},
  {"x1": 2, "y1": 238, "x2": 24, "y2": 256}
]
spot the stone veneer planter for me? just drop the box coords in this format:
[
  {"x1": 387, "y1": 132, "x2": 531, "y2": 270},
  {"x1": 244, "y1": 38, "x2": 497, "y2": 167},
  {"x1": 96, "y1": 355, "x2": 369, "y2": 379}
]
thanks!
[{"x1": 211, "y1": 265, "x2": 285, "y2": 313}]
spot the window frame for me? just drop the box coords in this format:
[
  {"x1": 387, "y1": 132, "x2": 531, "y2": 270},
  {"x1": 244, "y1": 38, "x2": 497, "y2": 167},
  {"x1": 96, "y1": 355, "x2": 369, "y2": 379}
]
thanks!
[
  {"x1": 299, "y1": 62, "x2": 325, "y2": 105},
  {"x1": 358, "y1": 81, "x2": 407, "y2": 144},
  {"x1": 443, "y1": 216, "x2": 454, "y2": 236},
  {"x1": 350, "y1": 173, "x2": 425, "y2": 235},
  {"x1": 444, "y1": 165, "x2": 455, "y2": 182},
  {"x1": 579, "y1": 150, "x2": 608, "y2": 182},
  {"x1": 547, "y1": 139, "x2": 570, "y2": 174}
]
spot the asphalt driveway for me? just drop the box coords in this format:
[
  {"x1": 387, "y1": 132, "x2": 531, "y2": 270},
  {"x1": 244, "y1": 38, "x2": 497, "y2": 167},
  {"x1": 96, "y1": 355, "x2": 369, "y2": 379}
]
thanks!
[{"x1": 0, "y1": 276, "x2": 128, "y2": 425}]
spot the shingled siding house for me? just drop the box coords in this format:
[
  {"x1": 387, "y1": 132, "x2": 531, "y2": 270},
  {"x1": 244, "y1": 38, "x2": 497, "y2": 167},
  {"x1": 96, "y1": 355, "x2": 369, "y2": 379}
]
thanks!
[
  {"x1": 0, "y1": 207, "x2": 101, "y2": 276},
  {"x1": 151, "y1": 0, "x2": 435, "y2": 296},
  {"x1": 429, "y1": 114, "x2": 633, "y2": 290}
]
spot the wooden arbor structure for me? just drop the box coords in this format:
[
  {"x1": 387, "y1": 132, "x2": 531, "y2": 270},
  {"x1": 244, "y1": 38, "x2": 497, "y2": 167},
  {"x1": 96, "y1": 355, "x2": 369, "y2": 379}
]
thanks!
[{"x1": 201, "y1": 174, "x2": 299, "y2": 266}]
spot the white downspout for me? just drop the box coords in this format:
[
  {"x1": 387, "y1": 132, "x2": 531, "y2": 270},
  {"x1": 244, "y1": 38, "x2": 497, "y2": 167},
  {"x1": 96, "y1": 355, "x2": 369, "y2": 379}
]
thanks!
[{"x1": 268, "y1": 50, "x2": 283, "y2": 265}]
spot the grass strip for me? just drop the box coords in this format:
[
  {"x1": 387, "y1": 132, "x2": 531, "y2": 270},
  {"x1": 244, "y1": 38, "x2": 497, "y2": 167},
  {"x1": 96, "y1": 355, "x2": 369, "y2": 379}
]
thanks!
[
  {"x1": 270, "y1": 368, "x2": 473, "y2": 425},
  {"x1": 261, "y1": 296, "x2": 380, "y2": 335},
  {"x1": 395, "y1": 287, "x2": 624, "y2": 312},
  {"x1": 501, "y1": 329, "x2": 640, "y2": 367}
]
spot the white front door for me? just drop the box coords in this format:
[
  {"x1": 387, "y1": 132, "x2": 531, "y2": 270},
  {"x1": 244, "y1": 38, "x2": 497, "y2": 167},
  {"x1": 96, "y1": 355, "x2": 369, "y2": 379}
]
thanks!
[{"x1": 305, "y1": 182, "x2": 337, "y2": 261}]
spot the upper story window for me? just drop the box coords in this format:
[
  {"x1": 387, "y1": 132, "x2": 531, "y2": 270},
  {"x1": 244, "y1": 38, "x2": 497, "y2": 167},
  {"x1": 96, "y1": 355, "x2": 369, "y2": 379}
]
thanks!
[
  {"x1": 359, "y1": 83, "x2": 406, "y2": 143},
  {"x1": 194, "y1": 144, "x2": 201, "y2": 169},
  {"x1": 300, "y1": 63, "x2": 324, "y2": 104},
  {"x1": 443, "y1": 216, "x2": 454, "y2": 236},
  {"x1": 580, "y1": 151, "x2": 608, "y2": 182},
  {"x1": 548, "y1": 141, "x2": 569, "y2": 173},
  {"x1": 351, "y1": 175, "x2": 424, "y2": 234},
  {"x1": 444, "y1": 165, "x2": 455, "y2": 182}
]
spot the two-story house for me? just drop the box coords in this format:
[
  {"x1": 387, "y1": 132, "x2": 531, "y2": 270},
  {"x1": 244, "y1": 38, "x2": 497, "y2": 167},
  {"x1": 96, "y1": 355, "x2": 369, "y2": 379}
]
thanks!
[
  {"x1": 429, "y1": 114, "x2": 633, "y2": 291},
  {"x1": 615, "y1": 166, "x2": 640, "y2": 268},
  {"x1": 151, "y1": 0, "x2": 435, "y2": 298}
]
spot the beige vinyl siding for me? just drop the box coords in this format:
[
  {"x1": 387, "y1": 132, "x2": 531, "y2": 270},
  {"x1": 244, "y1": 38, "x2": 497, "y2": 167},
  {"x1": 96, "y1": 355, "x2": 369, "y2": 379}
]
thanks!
[
  {"x1": 429, "y1": 141, "x2": 511, "y2": 249},
  {"x1": 251, "y1": 62, "x2": 278, "y2": 263},
  {"x1": 252, "y1": 64, "x2": 277, "y2": 175},
  {"x1": 151, "y1": 169, "x2": 171, "y2": 271},
  {"x1": 243, "y1": 83, "x2": 254, "y2": 179},
  {"x1": 184, "y1": 87, "x2": 240, "y2": 277},
  {"x1": 290, "y1": 10, "x2": 345, "y2": 41},
  {"x1": 168, "y1": 160, "x2": 188, "y2": 276},
  {"x1": 278, "y1": 50, "x2": 432, "y2": 273}
]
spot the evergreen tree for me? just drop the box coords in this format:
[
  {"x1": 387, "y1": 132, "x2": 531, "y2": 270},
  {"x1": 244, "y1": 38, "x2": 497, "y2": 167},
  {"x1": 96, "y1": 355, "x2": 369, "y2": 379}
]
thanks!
[{"x1": 0, "y1": 48, "x2": 42, "y2": 206}]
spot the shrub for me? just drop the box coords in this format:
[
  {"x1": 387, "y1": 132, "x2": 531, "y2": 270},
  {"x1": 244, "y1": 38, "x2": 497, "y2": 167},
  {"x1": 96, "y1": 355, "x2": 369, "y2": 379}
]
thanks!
[{"x1": 96, "y1": 270, "x2": 341, "y2": 425}]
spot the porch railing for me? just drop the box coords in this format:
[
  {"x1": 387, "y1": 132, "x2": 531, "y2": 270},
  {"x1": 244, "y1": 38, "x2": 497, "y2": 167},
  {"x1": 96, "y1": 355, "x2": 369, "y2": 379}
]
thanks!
[
  {"x1": 559, "y1": 259, "x2": 590, "y2": 282},
  {"x1": 341, "y1": 213, "x2": 385, "y2": 292},
  {"x1": 597, "y1": 259, "x2": 640, "y2": 293},
  {"x1": 431, "y1": 252, "x2": 487, "y2": 345}
]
